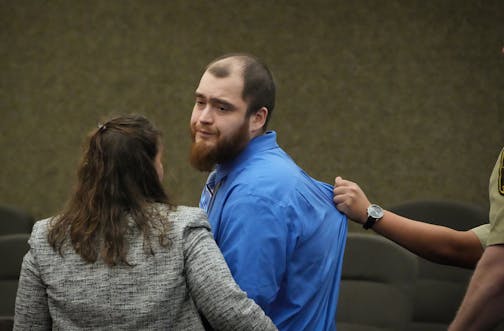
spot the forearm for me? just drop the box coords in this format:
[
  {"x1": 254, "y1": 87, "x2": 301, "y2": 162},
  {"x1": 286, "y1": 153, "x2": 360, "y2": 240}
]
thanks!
[
  {"x1": 333, "y1": 177, "x2": 483, "y2": 268},
  {"x1": 449, "y1": 245, "x2": 504, "y2": 330},
  {"x1": 372, "y1": 211, "x2": 482, "y2": 268}
]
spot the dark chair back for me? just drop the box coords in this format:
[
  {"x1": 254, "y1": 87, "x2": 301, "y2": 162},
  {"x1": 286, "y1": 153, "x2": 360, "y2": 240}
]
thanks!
[
  {"x1": 337, "y1": 232, "x2": 418, "y2": 331},
  {"x1": 0, "y1": 206, "x2": 34, "y2": 235},
  {"x1": 0, "y1": 233, "x2": 30, "y2": 331},
  {"x1": 390, "y1": 199, "x2": 486, "y2": 331}
]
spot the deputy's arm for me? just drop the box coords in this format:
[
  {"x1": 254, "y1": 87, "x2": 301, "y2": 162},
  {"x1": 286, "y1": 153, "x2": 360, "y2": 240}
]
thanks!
[
  {"x1": 448, "y1": 244, "x2": 504, "y2": 330},
  {"x1": 333, "y1": 176, "x2": 483, "y2": 268}
]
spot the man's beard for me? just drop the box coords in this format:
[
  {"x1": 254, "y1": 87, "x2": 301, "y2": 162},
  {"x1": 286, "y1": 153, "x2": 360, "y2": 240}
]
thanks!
[{"x1": 190, "y1": 120, "x2": 250, "y2": 172}]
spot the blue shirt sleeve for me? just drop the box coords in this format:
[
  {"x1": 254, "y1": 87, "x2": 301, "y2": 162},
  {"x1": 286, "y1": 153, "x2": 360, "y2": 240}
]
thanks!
[{"x1": 215, "y1": 193, "x2": 290, "y2": 310}]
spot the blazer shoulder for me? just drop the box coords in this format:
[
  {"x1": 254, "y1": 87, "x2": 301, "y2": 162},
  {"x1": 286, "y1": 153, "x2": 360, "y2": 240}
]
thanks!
[
  {"x1": 170, "y1": 206, "x2": 210, "y2": 231},
  {"x1": 29, "y1": 217, "x2": 52, "y2": 246}
]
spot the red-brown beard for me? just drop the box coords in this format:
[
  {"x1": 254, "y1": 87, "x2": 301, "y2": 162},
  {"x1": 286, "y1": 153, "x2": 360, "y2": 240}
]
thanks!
[{"x1": 189, "y1": 120, "x2": 250, "y2": 172}]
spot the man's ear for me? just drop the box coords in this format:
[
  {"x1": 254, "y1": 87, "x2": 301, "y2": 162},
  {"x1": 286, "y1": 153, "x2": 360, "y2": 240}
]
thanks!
[{"x1": 249, "y1": 107, "x2": 268, "y2": 132}]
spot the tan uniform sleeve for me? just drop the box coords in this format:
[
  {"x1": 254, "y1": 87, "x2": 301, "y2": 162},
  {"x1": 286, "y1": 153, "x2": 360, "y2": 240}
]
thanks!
[
  {"x1": 487, "y1": 148, "x2": 504, "y2": 246},
  {"x1": 471, "y1": 224, "x2": 490, "y2": 248}
]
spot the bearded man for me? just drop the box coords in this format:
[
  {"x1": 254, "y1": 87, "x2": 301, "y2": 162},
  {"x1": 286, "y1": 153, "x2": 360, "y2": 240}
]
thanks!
[{"x1": 189, "y1": 53, "x2": 348, "y2": 331}]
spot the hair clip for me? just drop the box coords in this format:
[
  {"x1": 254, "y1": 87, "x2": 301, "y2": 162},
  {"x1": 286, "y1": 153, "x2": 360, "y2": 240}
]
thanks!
[{"x1": 97, "y1": 123, "x2": 107, "y2": 132}]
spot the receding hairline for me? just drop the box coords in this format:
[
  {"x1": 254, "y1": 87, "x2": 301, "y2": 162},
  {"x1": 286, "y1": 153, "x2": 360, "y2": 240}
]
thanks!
[{"x1": 205, "y1": 56, "x2": 248, "y2": 79}]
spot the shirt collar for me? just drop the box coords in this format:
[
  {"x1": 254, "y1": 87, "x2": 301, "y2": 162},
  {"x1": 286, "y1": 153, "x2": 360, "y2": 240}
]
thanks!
[{"x1": 214, "y1": 130, "x2": 278, "y2": 182}]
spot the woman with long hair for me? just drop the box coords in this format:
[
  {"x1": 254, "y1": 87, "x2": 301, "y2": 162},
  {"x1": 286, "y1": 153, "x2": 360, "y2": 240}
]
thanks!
[{"x1": 14, "y1": 114, "x2": 276, "y2": 330}]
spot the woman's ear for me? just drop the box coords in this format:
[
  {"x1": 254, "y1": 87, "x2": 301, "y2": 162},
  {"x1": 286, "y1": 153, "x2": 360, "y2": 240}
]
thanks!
[{"x1": 249, "y1": 107, "x2": 268, "y2": 133}]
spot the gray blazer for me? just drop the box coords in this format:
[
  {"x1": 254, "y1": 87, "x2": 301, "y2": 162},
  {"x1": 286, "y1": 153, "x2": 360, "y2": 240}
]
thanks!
[{"x1": 14, "y1": 205, "x2": 276, "y2": 330}]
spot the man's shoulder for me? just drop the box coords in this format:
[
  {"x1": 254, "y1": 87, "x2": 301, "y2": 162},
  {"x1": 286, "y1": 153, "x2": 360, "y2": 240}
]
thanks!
[
  {"x1": 229, "y1": 164, "x2": 301, "y2": 199},
  {"x1": 236, "y1": 150, "x2": 300, "y2": 182}
]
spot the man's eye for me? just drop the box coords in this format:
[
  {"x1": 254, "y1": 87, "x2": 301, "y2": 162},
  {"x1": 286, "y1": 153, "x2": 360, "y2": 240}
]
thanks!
[{"x1": 217, "y1": 104, "x2": 232, "y2": 112}]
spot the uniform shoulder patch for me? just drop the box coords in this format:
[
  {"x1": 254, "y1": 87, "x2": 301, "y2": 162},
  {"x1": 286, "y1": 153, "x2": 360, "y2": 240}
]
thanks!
[{"x1": 499, "y1": 149, "x2": 504, "y2": 196}]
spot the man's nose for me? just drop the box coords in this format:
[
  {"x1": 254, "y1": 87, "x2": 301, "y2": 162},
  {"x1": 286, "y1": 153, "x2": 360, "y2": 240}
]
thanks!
[{"x1": 198, "y1": 106, "x2": 213, "y2": 123}]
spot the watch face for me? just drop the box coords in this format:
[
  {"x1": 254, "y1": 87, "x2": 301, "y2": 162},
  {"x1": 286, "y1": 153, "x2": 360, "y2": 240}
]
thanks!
[{"x1": 368, "y1": 204, "x2": 384, "y2": 219}]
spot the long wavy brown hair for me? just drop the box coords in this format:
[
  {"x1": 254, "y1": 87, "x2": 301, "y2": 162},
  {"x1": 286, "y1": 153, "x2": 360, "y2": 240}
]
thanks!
[{"x1": 48, "y1": 114, "x2": 172, "y2": 266}]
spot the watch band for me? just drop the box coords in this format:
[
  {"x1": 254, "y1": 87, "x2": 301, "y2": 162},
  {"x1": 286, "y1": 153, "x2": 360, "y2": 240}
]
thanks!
[{"x1": 363, "y1": 217, "x2": 377, "y2": 229}]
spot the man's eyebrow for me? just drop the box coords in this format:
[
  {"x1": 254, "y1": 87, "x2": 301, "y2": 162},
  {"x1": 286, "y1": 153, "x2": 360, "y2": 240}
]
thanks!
[
  {"x1": 214, "y1": 98, "x2": 233, "y2": 106},
  {"x1": 194, "y1": 92, "x2": 227, "y2": 102},
  {"x1": 195, "y1": 93, "x2": 234, "y2": 108}
]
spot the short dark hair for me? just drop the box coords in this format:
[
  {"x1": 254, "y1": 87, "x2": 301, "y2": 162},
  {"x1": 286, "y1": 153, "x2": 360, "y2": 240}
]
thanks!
[{"x1": 206, "y1": 53, "x2": 276, "y2": 130}]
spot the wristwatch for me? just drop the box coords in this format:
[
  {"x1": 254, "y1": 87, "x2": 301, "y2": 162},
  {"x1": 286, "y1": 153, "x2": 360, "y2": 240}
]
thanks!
[{"x1": 363, "y1": 204, "x2": 384, "y2": 230}]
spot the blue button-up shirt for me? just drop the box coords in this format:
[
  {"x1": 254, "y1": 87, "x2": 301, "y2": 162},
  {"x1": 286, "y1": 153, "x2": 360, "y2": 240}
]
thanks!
[{"x1": 200, "y1": 131, "x2": 347, "y2": 331}]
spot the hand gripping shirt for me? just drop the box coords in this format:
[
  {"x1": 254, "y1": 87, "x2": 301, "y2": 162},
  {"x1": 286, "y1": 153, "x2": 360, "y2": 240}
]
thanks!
[
  {"x1": 199, "y1": 131, "x2": 348, "y2": 331},
  {"x1": 472, "y1": 147, "x2": 504, "y2": 247}
]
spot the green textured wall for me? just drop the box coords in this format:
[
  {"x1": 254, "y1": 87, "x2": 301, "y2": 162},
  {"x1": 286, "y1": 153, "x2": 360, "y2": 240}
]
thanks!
[{"x1": 1, "y1": 1, "x2": 502, "y2": 227}]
